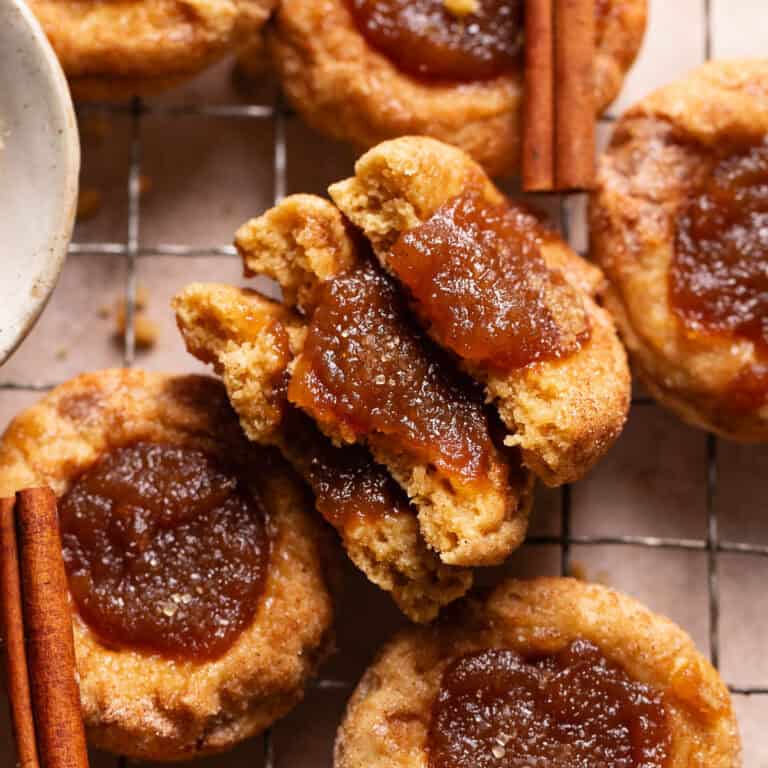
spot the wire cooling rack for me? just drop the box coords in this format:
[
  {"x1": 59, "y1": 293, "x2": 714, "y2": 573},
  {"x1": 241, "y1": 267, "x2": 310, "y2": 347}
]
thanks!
[{"x1": 1, "y1": 1, "x2": 766, "y2": 765}]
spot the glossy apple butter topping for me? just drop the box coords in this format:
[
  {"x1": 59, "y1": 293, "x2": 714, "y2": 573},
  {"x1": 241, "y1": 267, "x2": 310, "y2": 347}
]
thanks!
[
  {"x1": 60, "y1": 441, "x2": 268, "y2": 660},
  {"x1": 347, "y1": 0, "x2": 523, "y2": 81},
  {"x1": 281, "y1": 406, "x2": 412, "y2": 532},
  {"x1": 672, "y1": 141, "x2": 768, "y2": 352},
  {"x1": 429, "y1": 641, "x2": 671, "y2": 768},
  {"x1": 288, "y1": 261, "x2": 497, "y2": 486},
  {"x1": 390, "y1": 189, "x2": 591, "y2": 371}
]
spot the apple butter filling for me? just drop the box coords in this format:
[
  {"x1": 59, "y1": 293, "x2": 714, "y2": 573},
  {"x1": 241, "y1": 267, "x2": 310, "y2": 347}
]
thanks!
[
  {"x1": 429, "y1": 641, "x2": 671, "y2": 768},
  {"x1": 390, "y1": 189, "x2": 591, "y2": 371},
  {"x1": 672, "y1": 140, "x2": 768, "y2": 410},
  {"x1": 60, "y1": 441, "x2": 268, "y2": 660},
  {"x1": 346, "y1": 0, "x2": 523, "y2": 81},
  {"x1": 281, "y1": 405, "x2": 413, "y2": 532},
  {"x1": 288, "y1": 261, "x2": 500, "y2": 488}
]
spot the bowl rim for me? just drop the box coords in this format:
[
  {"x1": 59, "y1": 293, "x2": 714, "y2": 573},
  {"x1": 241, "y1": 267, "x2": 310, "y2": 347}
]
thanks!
[{"x1": 0, "y1": 0, "x2": 80, "y2": 365}]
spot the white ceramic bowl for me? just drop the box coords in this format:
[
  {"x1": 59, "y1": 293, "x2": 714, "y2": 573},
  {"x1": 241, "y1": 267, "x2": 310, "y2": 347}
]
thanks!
[{"x1": 0, "y1": 0, "x2": 79, "y2": 365}]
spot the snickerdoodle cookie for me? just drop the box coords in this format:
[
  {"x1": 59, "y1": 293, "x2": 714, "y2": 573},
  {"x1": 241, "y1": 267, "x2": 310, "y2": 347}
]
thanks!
[
  {"x1": 0, "y1": 369, "x2": 334, "y2": 761},
  {"x1": 591, "y1": 60, "x2": 768, "y2": 440},
  {"x1": 28, "y1": 0, "x2": 274, "y2": 99},
  {"x1": 268, "y1": 0, "x2": 646, "y2": 176},
  {"x1": 329, "y1": 136, "x2": 630, "y2": 485},
  {"x1": 336, "y1": 577, "x2": 741, "y2": 768}
]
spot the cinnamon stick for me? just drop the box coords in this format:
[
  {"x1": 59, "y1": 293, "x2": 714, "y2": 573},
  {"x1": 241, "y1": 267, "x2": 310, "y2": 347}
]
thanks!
[
  {"x1": 554, "y1": 0, "x2": 596, "y2": 190},
  {"x1": 522, "y1": 0, "x2": 555, "y2": 190},
  {"x1": 0, "y1": 488, "x2": 89, "y2": 768},
  {"x1": 0, "y1": 498, "x2": 38, "y2": 768}
]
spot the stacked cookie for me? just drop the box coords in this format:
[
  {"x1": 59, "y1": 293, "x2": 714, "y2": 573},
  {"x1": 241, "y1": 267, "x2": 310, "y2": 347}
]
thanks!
[{"x1": 174, "y1": 136, "x2": 631, "y2": 620}]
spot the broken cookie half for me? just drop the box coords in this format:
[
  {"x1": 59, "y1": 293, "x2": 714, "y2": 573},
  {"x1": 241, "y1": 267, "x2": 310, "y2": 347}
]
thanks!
[
  {"x1": 233, "y1": 194, "x2": 533, "y2": 569},
  {"x1": 174, "y1": 282, "x2": 473, "y2": 623},
  {"x1": 329, "y1": 137, "x2": 631, "y2": 486}
]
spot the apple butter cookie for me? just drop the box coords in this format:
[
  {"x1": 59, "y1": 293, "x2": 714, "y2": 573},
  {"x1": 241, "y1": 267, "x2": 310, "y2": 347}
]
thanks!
[
  {"x1": 268, "y1": 0, "x2": 646, "y2": 176},
  {"x1": 174, "y1": 282, "x2": 475, "y2": 622},
  {"x1": 28, "y1": 0, "x2": 275, "y2": 99},
  {"x1": 329, "y1": 136, "x2": 630, "y2": 485},
  {"x1": 590, "y1": 60, "x2": 768, "y2": 440},
  {"x1": 336, "y1": 577, "x2": 740, "y2": 768},
  {"x1": 230, "y1": 193, "x2": 534, "y2": 568},
  {"x1": 0, "y1": 369, "x2": 334, "y2": 761}
]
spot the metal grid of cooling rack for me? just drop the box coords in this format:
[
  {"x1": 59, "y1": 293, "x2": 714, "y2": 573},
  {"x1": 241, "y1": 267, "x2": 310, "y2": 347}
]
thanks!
[{"x1": 1, "y1": 0, "x2": 767, "y2": 764}]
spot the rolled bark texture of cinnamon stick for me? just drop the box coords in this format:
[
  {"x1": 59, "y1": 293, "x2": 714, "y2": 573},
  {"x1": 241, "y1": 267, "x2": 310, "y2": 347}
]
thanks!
[
  {"x1": 0, "y1": 497, "x2": 39, "y2": 768},
  {"x1": 522, "y1": 0, "x2": 555, "y2": 191},
  {"x1": 554, "y1": 0, "x2": 596, "y2": 190}
]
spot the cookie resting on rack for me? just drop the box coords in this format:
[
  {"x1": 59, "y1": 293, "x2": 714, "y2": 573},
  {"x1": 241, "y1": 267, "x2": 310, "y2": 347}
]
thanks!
[
  {"x1": 335, "y1": 577, "x2": 741, "y2": 768},
  {"x1": 591, "y1": 60, "x2": 768, "y2": 440},
  {"x1": 0, "y1": 369, "x2": 335, "y2": 761},
  {"x1": 174, "y1": 137, "x2": 629, "y2": 615},
  {"x1": 28, "y1": 0, "x2": 274, "y2": 99},
  {"x1": 266, "y1": 0, "x2": 646, "y2": 176},
  {"x1": 232, "y1": 192, "x2": 534, "y2": 568}
]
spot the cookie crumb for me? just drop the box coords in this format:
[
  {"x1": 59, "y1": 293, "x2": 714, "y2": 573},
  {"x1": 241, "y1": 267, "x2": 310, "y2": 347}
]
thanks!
[
  {"x1": 113, "y1": 286, "x2": 158, "y2": 350},
  {"x1": 135, "y1": 285, "x2": 149, "y2": 311},
  {"x1": 569, "y1": 560, "x2": 588, "y2": 581},
  {"x1": 443, "y1": 0, "x2": 478, "y2": 17},
  {"x1": 77, "y1": 187, "x2": 103, "y2": 221},
  {"x1": 133, "y1": 315, "x2": 159, "y2": 350}
]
